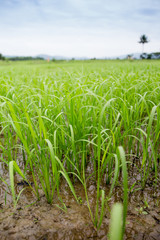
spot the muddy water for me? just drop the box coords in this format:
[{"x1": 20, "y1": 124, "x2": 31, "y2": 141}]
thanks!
[{"x1": 0, "y1": 160, "x2": 160, "y2": 239}]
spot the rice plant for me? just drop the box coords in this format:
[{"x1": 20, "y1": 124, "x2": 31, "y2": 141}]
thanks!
[{"x1": 0, "y1": 59, "x2": 159, "y2": 235}]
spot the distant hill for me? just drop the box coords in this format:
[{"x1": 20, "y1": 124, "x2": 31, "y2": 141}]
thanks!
[
  {"x1": 4, "y1": 52, "x2": 160, "y2": 61},
  {"x1": 36, "y1": 54, "x2": 90, "y2": 60},
  {"x1": 110, "y1": 53, "x2": 141, "y2": 60},
  {"x1": 36, "y1": 54, "x2": 69, "y2": 60}
]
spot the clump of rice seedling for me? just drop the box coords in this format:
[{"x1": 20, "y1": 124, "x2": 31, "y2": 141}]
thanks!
[{"x1": 0, "y1": 60, "x2": 159, "y2": 231}]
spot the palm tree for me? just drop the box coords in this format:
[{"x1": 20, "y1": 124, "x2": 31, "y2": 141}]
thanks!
[{"x1": 138, "y1": 34, "x2": 149, "y2": 54}]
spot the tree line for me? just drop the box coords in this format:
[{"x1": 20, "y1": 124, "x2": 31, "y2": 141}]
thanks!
[
  {"x1": 7, "y1": 56, "x2": 43, "y2": 61},
  {"x1": 0, "y1": 54, "x2": 44, "y2": 61},
  {"x1": 0, "y1": 53, "x2": 5, "y2": 60}
]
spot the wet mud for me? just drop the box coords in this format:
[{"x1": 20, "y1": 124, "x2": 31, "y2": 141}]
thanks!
[{"x1": 0, "y1": 159, "x2": 160, "y2": 239}]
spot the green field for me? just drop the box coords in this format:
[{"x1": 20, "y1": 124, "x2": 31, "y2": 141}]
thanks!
[{"x1": 0, "y1": 60, "x2": 160, "y2": 238}]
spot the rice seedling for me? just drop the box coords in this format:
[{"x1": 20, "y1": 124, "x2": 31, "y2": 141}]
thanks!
[
  {"x1": 9, "y1": 160, "x2": 36, "y2": 207},
  {"x1": 109, "y1": 203, "x2": 123, "y2": 240},
  {"x1": 0, "y1": 60, "x2": 159, "y2": 236}
]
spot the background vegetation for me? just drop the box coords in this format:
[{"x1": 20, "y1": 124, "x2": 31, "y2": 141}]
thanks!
[{"x1": 0, "y1": 60, "x2": 159, "y2": 236}]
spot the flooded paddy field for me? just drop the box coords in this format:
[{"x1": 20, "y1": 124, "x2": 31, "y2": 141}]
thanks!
[{"x1": 0, "y1": 60, "x2": 160, "y2": 239}]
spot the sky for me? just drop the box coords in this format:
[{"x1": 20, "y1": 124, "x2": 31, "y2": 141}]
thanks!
[{"x1": 0, "y1": 0, "x2": 160, "y2": 58}]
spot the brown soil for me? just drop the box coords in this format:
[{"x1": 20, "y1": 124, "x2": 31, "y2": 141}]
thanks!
[{"x1": 0, "y1": 160, "x2": 160, "y2": 239}]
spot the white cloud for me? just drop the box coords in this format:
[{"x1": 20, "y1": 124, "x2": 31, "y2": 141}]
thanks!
[{"x1": 0, "y1": 0, "x2": 160, "y2": 57}]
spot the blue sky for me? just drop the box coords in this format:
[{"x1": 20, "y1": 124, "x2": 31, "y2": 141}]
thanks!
[{"x1": 0, "y1": 0, "x2": 160, "y2": 57}]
